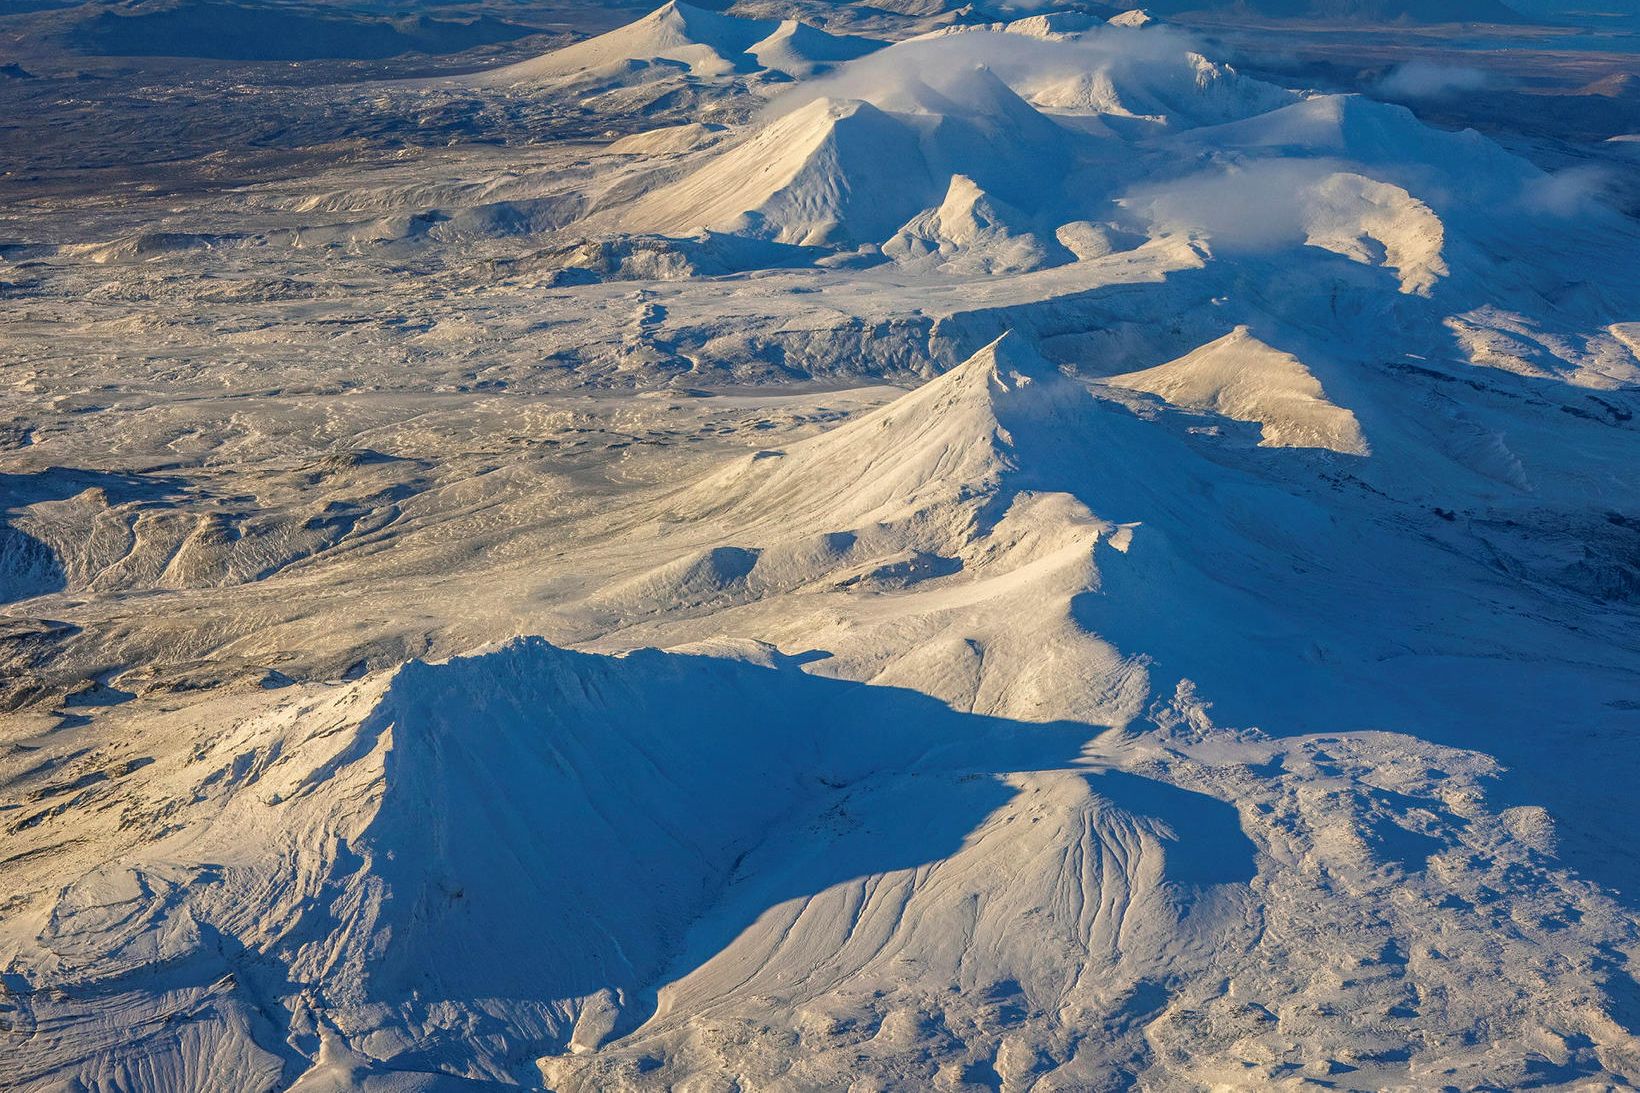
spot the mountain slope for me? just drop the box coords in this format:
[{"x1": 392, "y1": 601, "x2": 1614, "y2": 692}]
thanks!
[
  {"x1": 469, "y1": 1, "x2": 881, "y2": 87},
  {"x1": 1110, "y1": 325, "x2": 1370, "y2": 453},
  {"x1": 7, "y1": 319, "x2": 1640, "y2": 1089},
  {"x1": 676, "y1": 333, "x2": 1083, "y2": 529},
  {"x1": 617, "y1": 96, "x2": 937, "y2": 245},
  {"x1": 7, "y1": 4, "x2": 1640, "y2": 1090}
]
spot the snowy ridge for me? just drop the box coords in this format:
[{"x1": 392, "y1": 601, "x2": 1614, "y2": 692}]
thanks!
[
  {"x1": 569, "y1": 336, "x2": 1140, "y2": 727},
  {"x1": 6, "y1": 3, "x2": 1640, "y2": 1089},
  {"x1": 0, "y1": 636, "x2": 1189, "y2": 1088},
  {"x1": 616, "y1": 96, "x2": 939, "y2": 245},
  {"x1": 468, "y1": 1, "x2": 882, "y2": 87},
  {"x1": 8, "y1": 304, "x2": 1640, "y2": 1085},
  {"x1": 674, "y1": 334, "x2": 1082, "y2": 529}
]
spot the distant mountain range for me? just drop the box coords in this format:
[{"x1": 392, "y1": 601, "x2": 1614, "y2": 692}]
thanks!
[
  {"x1": 13, "y1": 0, "x2": 549, "y2": 61},
  {"x1": 1108, "y1": 0, "x2": 1529, "y2": 23},
  {"x1": 2, "y1": 0, "x2": 1609, "y2": 69}
]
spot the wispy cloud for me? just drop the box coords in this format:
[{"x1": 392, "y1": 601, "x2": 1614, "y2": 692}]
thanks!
[{"x1": 1376, "y1": 61, "x2": 1491, "y2": 99}]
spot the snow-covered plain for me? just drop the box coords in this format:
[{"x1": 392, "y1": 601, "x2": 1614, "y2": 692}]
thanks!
[{"x1": 3, "y1": 4, "x2": 1640, "y2": 1089}]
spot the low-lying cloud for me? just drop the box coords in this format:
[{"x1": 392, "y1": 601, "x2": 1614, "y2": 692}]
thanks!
[
  {"x1": 763, "y1": 26, "x2": 1210, "y2": 121},
  {"x1": 1376, "y1": 61, "x2": 1491, "y2": 99},
  {"x1": 1520, "y1": 164, "x2": 1614, "y2": 217}
]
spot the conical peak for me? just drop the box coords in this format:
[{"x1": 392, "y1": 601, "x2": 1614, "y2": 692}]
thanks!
[
  {"x1": 950, "y1": 332, "x2": 1072, "y2": 399},
  {"x1": 637, "y1": 1, "x2": 711, "y2": 36},
  {"x1": 887, "y1": 332, "x2": 1086, "y2": 437},
  {"x1": 673, "y1": 332, "x2": 1085, "y2": 531},
  {"x1": 933, "y1": 173, "x2": 1030, "y2": 230},
  {"x1": 939, "y1": 62, "x2": 1055, "y2": 126},
  {"x1": 647, "y1": 0, "x2": 766, "y2": 43},
  {"x1": 769, "y1": 93, "x2": 894, "y2": 132},
  {"x1": 649, "y1": 0, "x2": 700, "y2": 23}
]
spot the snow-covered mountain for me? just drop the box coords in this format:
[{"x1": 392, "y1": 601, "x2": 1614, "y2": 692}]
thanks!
[
  {"x1": 470, "y1": 0, "x2": 883, "y2": 87},
  {"x1": 4, "y1": 3, "x2": 1640, "y2": 1090}
]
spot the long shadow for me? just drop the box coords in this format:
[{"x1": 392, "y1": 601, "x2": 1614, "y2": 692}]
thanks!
[
  {"x1": 986, "y1": 321, "x2": 1640, "y2": 903},
  {"x1": 0, "y1": 467, "x2": 184, "y2": 604},
  {"x1": 329, "y1": 638, "x2": 1254, "y2": 1078}
]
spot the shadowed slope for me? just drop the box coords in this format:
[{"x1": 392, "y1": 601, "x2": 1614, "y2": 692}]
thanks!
[{"x1": 2, "y1": 638, "x2": 1253, "y2": 1090}]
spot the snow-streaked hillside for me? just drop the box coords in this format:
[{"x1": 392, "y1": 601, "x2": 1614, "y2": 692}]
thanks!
[
  {"x1": 469, "y1": 0, "x2": 882, "y2": 87},
  {"x1": 3, "y1": 3, "x2": 1640, "y2": 1090},
  {"x1": 1110, "y1": 325, "x2": 1370, "y2": 452}
]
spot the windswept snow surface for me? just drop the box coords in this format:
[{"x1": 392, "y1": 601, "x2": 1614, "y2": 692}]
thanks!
[{"x1": 4, "y1": 6, "x2": 1640, "y2": 1092}]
